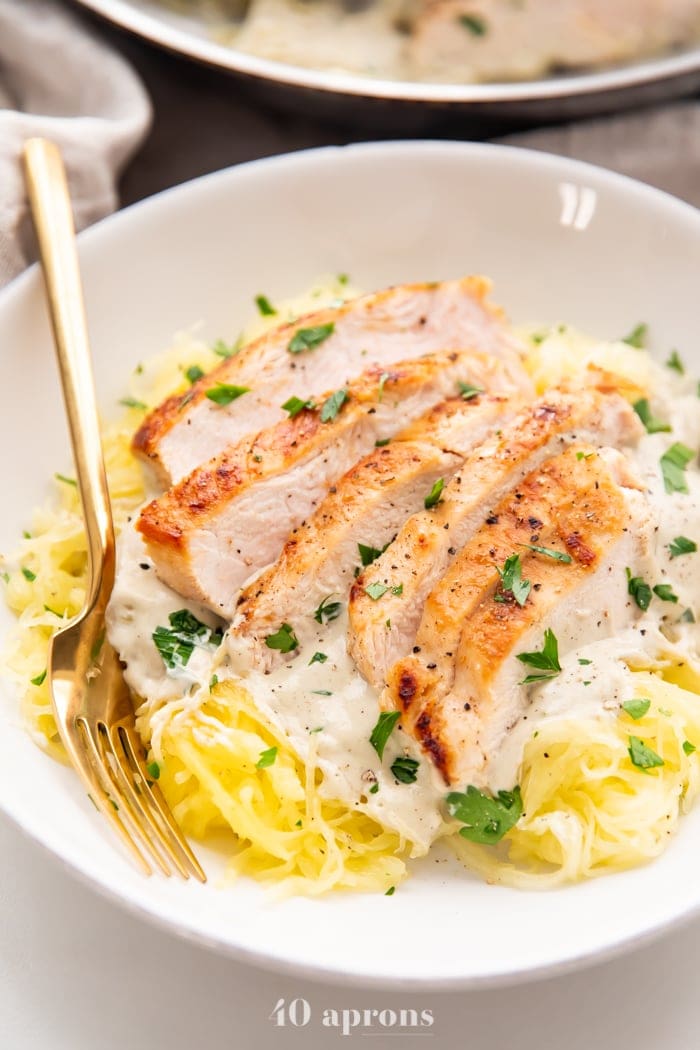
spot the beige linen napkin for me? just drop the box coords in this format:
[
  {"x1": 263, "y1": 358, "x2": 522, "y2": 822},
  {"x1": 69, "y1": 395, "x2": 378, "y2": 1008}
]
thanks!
[
  {"x1": 0, "y1": 0, "x2": 151, "y2": 287},
  {"x1": 502, "y1": 101, "x2": 700, "y2": 209}
]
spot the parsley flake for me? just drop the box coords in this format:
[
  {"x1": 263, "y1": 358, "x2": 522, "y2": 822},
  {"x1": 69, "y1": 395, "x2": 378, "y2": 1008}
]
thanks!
[
  {"x1": 457, "y1": 382, "x2": 483, "y2": 401},
  {"x1": 320, "y1": 387, "x2": 349, "y2": 423},
  {"x1": 314, "y1": 596, "x2": 342, "y2": 624},
  {"x1": 628, "y1": 735, "x2": 664, "y2": 771},
  {"x1": 621, "y1": 698, "x2": 651, "y2": 720},
  {"x1": 365, "y1": 582, "x2": 389, "y2": 601},
  {"x1": 30, "y1": 669, "x2": 47, "y2": 686},
  {"x1": 309, "y1": 651, "x2": 328, "y2": 666},
  {"x1": 446, "y1": 785, "x2": 523, "y2": 845},
  {"x1": 668, "y1": 536, "x2": 697, "y2": 558},
  {"x1": 146, "y1": 760, "x2": 160, "y2": 780},
  {"x1": 660, "y1": 442, "x2": 695, "y2": 494},
  {"x1": 55, "y1": 473, "x2": 77, "y2": 487},
  {"x1": 185, "y1": 365, "x2": 204, "y2": 384},
  {"x1": 626, "y1": 568, "x2": 652, "y2": 611},
  {"x1": 153, "y1": 609, "x2": 221, "y2": 672},
  {"x1": 496, "y1": 554, "x2": 530, "y2": 607},
  {"x1": 390, "y1": 756, "x2": 420, "y2": 784},
  {"x1": 633, "y1": 398, "x2": 671, "y2": 434},
  {"x1": 282, "y1": 395, "x2": 315, "y2": 418},
  {"x1": 358, "y1": 542, "x2": 388, "y2": 567},
  {"x1": 520, "y1": 543, "x2": 572, "y2": 564},
  {"x1": 256, "y1": 746, "x2": 278, "y2": 769},
  {"x1": 370, "y1": 710, "x2": 401, "y2": 759},
  {"x1": 622, "y1": 323, "x2": 648, "y2": 348},
  {"x1": 424, "y1": 478, "x2": 445, "y2": 509},
  {"x1": 265, "y1": 623, "x2": 299, "y2": 653},
  {"x1": 119, "y1": 396, "x2": 147, "y2": 411},
  {"x1": 653, "y1": 583, "x2": 678, "y2": 603},
  {"x1": 666, "y1": 349, "x2": 685, "y2": 374},
  {"x1": 205, "y1": 382, "x2": 250, "y2": 406},
  {"x1": 21, "y1": 567, "x2": 36, "y2": 582},
  {"x1": 517, "y1": 628, "x2": 561, "y2": 684},
  {"x1": 458, "y1": 13, "x2": 488, "y2": 35},
  {"x1": 288, "y1": 323, "x2": 335, "y2": 355},
  {"x1": 255, "y1": 294, "x2": 277, "y2": 317},
  {"x1": 683, "y1": 740, "x2": 697, "y2": 756}
]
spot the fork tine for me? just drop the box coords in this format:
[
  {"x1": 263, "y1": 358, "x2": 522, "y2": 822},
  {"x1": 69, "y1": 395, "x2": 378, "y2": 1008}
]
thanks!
[
  {"x1": 119, "y1": 726, "x2": 207, "y2": 883},
  {"x1": 92, "y1": 723, "x2": 174, "y2": 878},
  {"x1": 105, "y1": 725, "x2": 192, "y2": 880},
  {"x1": 68, "y1": 719, "x2": 154, "y2": 876}
]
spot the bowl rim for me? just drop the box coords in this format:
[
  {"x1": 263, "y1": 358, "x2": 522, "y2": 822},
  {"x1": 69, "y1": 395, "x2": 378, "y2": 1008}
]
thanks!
[
  {"x1": 73, "y1": 0, "x2": 700, "y2": 105},
  {"x1": 2, "y1": 140, "x2": 700, "y2": 989}
]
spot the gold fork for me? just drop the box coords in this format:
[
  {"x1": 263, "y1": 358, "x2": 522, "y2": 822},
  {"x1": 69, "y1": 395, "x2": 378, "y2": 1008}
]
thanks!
[{"x1": 23, "y1": 137, "x2": 205, "y2": 882}]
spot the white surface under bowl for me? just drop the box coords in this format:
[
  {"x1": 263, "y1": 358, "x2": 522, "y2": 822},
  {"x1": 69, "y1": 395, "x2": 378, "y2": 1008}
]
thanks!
[{"x1": 1, "y1": 142, "x2": 699, "y2": 989}]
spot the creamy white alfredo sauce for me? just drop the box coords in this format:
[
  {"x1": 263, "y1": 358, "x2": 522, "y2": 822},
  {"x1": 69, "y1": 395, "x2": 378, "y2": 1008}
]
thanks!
[
  {"x1": 107, "y1": 523, "x2": 445, "y2": 854},
  {"x1": 107, "y1": 356, "x2": 700, "y2": 850}
]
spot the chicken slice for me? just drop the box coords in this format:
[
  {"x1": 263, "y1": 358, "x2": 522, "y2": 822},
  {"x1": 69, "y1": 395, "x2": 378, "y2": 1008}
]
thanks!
[
  {"x1": 382, "y1": 445, "x2": 654, "y2": 785},
  {"x1": 348, "y1": 388, "x2": 643, "y2": 690},
  {"x1": 137, "y1": 347, "x2": 521, "y2": 616},
  {"x1": 407, "y1": 1, "x2": 700, "y2": 84},
  {"x1": 230, "y1": 391, "x2": 520, "y2": 669},
  {"x1": 133, "y1": 276, "x2": 526, "y2": 485}
]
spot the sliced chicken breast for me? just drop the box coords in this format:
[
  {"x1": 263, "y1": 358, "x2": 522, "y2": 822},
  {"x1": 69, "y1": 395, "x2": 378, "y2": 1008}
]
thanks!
[
  {"x1": 348, "y1": 388, "x2": 643, "y2": 690},
  {"x1": 133, "y1": 277, "x2": 526, "y2": 485},
  {"x1": 382, "y1": 445, "x2": 654, "y2": 785},
  {"x1": 407, "y1": 1, "x2": 700, "y2": 84},
  {"x1": 137, "y1": 348, "x2": 520, "y2": 616},
  {"x1": 230, "y1": 391, "x2": 520, "y2": 669}
]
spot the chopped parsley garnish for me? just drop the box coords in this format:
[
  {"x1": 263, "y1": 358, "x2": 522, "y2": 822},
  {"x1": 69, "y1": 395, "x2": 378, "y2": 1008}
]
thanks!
[
  {"x1": 119, "y1": 396, "x2": 147, "y2": 410},
  {"x1": 153, "y1": 609, "x2": 221, "y2": 672},
  {"x1": 212, "y1": 338, "x2": 242, "y2": 359},
  {"x1": 668, "y1": 536, "x2": 697, "y2": 558},
  {"x1": 337, "y1": 273, "x2": 349, "y2": 285},
  {"x1": 282, "y1": 395, "x2": 315, "y2": 418},
  {"x1": 660, "y1": 442, "x2": 695, "y2": 494},
  {"x1": 55, "y1": 473, "x2": 77, "y2": 487},
  {"x1": 578, "y1": 658, "x2": 592, "y2": 666},
  {"x1": 576, "y1": 451, "x2": 594, "y2": 461},
  {"x1": 185, "y1": 365, "x2": 204, "y2": 384},
  {"x1": 205, "y1": 382, "x2": 250, "y2": 406},
  {"x1": 375, "y1": 438, "x2": 391, "y2": 447},
  {"x1": 653, "y1": 583, "x2": 678, "y2": 603},
  {"x1": 520, "y1": 543, "x2": 572, "y2": 564},
  {"x1": 358, "y1": 542, "x2": 388, "y2": 567},
  {"x1": 632, "y1": 398, "x2": 671, "y2": 434},
  {"x1": 622, "y1": 322, "x2": 648, "y2": 348},
  {"x1": 309, "y1": 651, "x2": 328, "y2": 666},
  {"x1": 385, "y1": 885, "x2": 395, "y2": 896},
  {"x1": 666, "y1": 349, "x2": 685, "y2": 374},
  {"x1": 256, "y1": 746, "x2": 278, "y2": 769},
  {"x1": 681, "y1": 607, "x2": 696, "y2": 623},
  {"x1": 21, "y1": 567, "x2": 36, "y2": 582},
  {"x1": 320, "y1": 387, "x2": 349, "y2": 423},
  {"x1": 314, "y1": 595, "x2": 342, "y2": 624},
  {"x1": 621, "y1": 698, "x2": 651, "y2": 720},
  {"x1": 517, "y1": 628, "x2": 561, "y2": 684},
  {"x1": 312, "y1": 689, "x2": 333, "y2": 696},
  {"x1": 457, "y1": 12, "x2": 488, "y2": 35},
  {"x1": 424, "y1": 477, "x2": 445, "y2": 509},
  {"x1": 265, "y1": 623, "x2": 299, "y2": 653},
  {"x1": 626, "y1": 568, "x2": 652, "y2": 611},
  {"x1": 457, "y1": 382, "x2": 483, "y2": 401},
  {"x1": 446, "y1": 786, "x2": 523, "y2": 845},
  {"x1": 370, "y1": 710, "x2": 401, "y2": 760},
  {"x1": 369, "y1": 782, "x2": 379, "y2": 795},
  {"x1": 390, "y1": 756, "x2": 420, "y2": 784},
  {"x1": 146, "y1": 760, "x2": 160, "y2": 780},
  {"x1": 209, "y1": 674, "x2": 218, "y2": 689},
  {"x1": 683, "y1": 740, "x2": 697, "y2": 755},
  {"x1": 628, "y1": 735, "x2": 664, "y2": 771},
  {"x1": 255, "y1": 294, "x2": 277, "y2": 317},
  {"x1": 365, "y1": 582, "x2": 389, "y2": 601},
  {"x1": 496, "y1": 554, "x2": 530, "y2": 607},
  {"x1": 288, "y1": 322, "x2": 335, "y2": 355},
  {"x1": 30, "y1": 669, "x2": 47, "y2": 686}
]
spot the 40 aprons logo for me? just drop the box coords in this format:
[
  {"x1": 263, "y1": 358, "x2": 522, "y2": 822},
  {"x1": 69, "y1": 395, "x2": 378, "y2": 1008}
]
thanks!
[{"x1": 270, "y1": 998, "x2": 435, "y2": 1037}]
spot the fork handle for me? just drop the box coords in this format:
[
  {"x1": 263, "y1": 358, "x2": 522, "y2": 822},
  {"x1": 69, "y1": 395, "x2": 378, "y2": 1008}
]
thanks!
[{"x1": 23, "y1": 138, "x2": 114, "y2": 611}]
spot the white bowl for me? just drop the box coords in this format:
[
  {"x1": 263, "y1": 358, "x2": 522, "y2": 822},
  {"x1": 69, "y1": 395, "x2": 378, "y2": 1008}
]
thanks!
[{"x1": 1, "y1": 142, "x2": 699, "y2": 989}]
